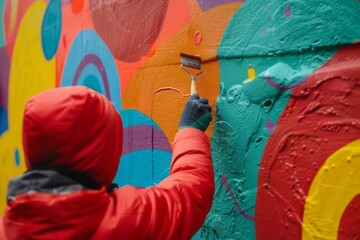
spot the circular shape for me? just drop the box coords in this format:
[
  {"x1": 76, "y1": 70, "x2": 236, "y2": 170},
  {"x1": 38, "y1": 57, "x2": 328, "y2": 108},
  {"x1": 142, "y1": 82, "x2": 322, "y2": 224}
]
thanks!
[
  {"x1": 41, "y1": 0, "x2": 62, "y2": 60},
  {"x1": 84, "y1": 75, "x2": 102, "y2": 93},
  {"x1": 302, "y1": 141, "x2": 360, "y2": 239},
  {"x1": 71, "y1": 0, "x2": 84, "y2": 14},
  {"x1": 89, "y1": 0, "x2": 169, "y2": 62},
  {"x1": 194, "y1": 31, "x2": 202, "y2": 45},
  {"x1": 14, "y1": 148, "x2": 20, "y2": 166},
  {"x1": 61, "y1": 29, "x2": 122, "y2": 111}
]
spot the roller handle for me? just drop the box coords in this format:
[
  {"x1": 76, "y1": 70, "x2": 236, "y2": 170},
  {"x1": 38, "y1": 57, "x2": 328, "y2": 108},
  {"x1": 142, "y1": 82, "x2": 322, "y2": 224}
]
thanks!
[{"x1": 191, "y1": 79, "x2": 197, "y2": 95}]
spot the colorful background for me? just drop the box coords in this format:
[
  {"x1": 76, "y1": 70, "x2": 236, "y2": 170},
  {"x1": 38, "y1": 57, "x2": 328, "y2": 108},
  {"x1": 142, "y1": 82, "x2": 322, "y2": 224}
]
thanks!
[{"x1": 1, "y1": 0, "x2": 360, "y2": 239}]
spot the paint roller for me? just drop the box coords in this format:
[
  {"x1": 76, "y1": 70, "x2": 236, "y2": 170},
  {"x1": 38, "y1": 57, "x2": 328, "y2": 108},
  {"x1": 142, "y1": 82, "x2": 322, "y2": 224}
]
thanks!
[{"x1": 180, "y1": 53, "x2": 203, "y2": 95}]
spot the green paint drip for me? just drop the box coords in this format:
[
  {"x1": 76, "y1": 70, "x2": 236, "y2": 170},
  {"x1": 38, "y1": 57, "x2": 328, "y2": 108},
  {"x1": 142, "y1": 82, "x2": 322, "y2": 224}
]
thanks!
[
  {"x1": 0, "y1": 1, "x2": 5, "y2": 47},
  {"x1": 199, "y1": 0, "x2": 360, "y2": 239}
]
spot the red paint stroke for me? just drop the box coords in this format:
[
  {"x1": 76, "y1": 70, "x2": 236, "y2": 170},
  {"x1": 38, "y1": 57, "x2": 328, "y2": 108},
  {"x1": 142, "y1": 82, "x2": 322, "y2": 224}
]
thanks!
[
  {"x1": 194, "y1": 31, "x2": 202, "y2": 45},
  {"x1": 265, "y1": 71, "x2": 307, "y2": 90},
  {"x1": 221, "y1": 174, "x2": 255, "y2": 221},
  {"x1": 62, "y1": 35, "x2": 66, "y2": 49},
  {"x1": 72, "y1": 54, "x2": 111, "y2": 99}
]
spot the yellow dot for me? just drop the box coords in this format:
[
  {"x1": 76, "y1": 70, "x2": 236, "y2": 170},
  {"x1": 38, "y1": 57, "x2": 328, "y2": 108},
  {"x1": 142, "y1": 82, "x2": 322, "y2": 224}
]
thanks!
[{"x1": 247, "y1": 67, "x2": 256, "y2": 81}]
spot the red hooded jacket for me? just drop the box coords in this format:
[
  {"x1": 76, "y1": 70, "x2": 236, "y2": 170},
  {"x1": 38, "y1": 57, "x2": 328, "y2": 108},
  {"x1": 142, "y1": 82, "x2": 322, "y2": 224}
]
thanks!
[{"x1": 0, "y1": 86, "x2": 214, "y2": 239}]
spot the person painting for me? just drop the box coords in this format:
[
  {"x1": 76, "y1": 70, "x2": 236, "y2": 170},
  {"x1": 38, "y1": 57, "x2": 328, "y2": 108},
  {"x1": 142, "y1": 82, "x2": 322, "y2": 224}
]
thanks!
[{"x1": 0, "y1": 86, "x2": 214, "y2": 239}]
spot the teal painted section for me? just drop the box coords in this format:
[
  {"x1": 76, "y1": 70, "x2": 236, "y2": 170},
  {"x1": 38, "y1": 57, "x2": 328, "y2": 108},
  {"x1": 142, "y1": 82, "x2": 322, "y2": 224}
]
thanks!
[
  {"x1": 0, "y1": 0, "x2": 4, "y2": 47},
  {"x1": 196, "y1": 0, "x2": 360, "y2": 239},
  {"x1": 115, "y1": 149, "x2": 171, "y2": 187},
  {"x1": 115, "y1": 109, "x2": 171, "y2": 188},
  {"x1": 41, "y1": 0, "x2": 62, "y2": 60}
]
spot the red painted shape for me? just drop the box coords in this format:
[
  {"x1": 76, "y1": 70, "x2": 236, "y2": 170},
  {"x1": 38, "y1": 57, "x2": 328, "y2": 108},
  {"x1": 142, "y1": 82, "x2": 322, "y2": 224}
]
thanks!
[
  {"x1": 71, "y1": 0, "x2": 84, "y2": 14},
  {"x1": 4, "y1": 0, "x2": 34, "y2": 58},
  {"x1": 338, "y1": 194, "x2": 360, "y2": 240},
  {"x1": 89, "y1": 0, "x2": 169, "y2": 62},
  {"x1": 62, "y1": 35, "x2": 66, "y2": 49},
  {"x1": 256, "y1": 42, "x2": 360, "y2": 239}
]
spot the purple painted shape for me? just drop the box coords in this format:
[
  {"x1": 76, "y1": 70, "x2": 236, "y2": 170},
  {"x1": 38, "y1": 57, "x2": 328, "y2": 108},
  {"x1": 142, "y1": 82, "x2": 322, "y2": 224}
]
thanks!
[
  {"x1": 72, "y1": 54, "x2": 111, "y2": 99},
  {"x1": 122, "y1": 125, "x2": 172, "y2": 155},
  {"x1": 197, "y1": 0, "x2": 245, "y2": 11},
  {"x1": 221, "y1": 174, "x2": 255, "y2": 221},
  {"x1": 0, "y1": 47, "x2": 10, "y2": 109},
  {"x1": 266, "y1": 118, "x2": 276, "y2": 134},
  {"x1": 265, "y1": 71, "x2": 307, "y2": 90},
  {"x1": 60, "y1": 0, "x2": 71, "y2": 5}
]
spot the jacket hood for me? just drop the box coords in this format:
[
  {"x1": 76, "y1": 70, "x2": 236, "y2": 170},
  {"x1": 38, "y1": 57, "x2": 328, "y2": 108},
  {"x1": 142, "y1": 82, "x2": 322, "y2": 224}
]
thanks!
[{"x1": 22, "y1": 86, "x2": 123, "y2": 187}]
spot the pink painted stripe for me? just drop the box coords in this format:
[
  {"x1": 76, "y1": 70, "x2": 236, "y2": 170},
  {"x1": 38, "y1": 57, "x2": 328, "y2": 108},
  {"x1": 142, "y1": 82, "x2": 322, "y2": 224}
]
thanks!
[{"x1": 221, "y1": 174, "x2": 255, "y2": 221}]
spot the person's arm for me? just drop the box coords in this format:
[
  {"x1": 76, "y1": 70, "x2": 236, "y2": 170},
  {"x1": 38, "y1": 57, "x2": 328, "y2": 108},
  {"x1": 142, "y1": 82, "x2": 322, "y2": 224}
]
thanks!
[{"x1": 91, "y1": 94, "x2": 214, "y2": 240}]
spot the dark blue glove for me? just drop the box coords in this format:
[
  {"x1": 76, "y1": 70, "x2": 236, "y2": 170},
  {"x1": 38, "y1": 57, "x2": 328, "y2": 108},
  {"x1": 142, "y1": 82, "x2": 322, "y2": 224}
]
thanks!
[{"x1": 179, "y1": 94, "x2": 212, "y2": 132}]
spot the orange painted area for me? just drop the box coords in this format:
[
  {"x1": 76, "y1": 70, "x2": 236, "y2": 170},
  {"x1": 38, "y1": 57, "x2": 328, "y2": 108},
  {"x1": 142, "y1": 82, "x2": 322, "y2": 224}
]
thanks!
[
  {"x1": 55, "y1": 1, "x2": 94, "y2": 87},
  {"x1": 123, "y1": 3, "x2": 243, "y2": 144}
]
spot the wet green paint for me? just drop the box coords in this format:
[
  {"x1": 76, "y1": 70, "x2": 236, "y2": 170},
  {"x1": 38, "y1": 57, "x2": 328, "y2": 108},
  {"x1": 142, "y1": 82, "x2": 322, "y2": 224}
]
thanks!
[{"x1": 196, "y1": 0, "x2": 360, "y2": 239}]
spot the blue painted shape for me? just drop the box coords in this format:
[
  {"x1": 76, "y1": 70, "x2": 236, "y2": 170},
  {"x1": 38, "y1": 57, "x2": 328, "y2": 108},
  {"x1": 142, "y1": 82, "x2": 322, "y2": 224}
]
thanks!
[
  {"x1": 0, "y1": 46, "x2": 9, "y2": 135},
  {"x1": 120, "y1": 109, "x2": 161, "y2": 129},
  {"x1": 0, "y1": 106, "x2": 8, "y2": 135},
  {"x1": 61, "y1": 29, "x2": 122, "y2": 111},
  {"x1": 115, "y1": 109, "x2": 171, "y2": 187},
  {"x1": 83, "y1": 75, "x2": 102, "y2": 93},
  {"x1": 42, "y1": 0, "x2": 62, "y2": 60},
  {"x1": 14, "y1": 148, "x2": 20, "y2": 167},
  {"x1": 0, "y1": 1, "x2": 5, "y2": 47},
  {"x1": 78, "y1": 64, "x2": 105, "y2": 93},
  {"x1": 114, "y1": 150, "x2": 171, "y2": 187}
]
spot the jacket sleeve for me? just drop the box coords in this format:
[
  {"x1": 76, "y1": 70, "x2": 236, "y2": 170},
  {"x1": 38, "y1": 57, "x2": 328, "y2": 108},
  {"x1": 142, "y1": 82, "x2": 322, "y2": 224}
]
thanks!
[{"x1": 92, "y1": 128, "x2": 214, "y2": 240}]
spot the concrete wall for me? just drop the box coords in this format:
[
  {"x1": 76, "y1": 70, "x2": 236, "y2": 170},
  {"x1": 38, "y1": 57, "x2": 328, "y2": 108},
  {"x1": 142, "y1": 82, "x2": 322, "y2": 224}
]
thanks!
[{"x1": 1, "y1": 0, "x2": 359, "y2": 239}]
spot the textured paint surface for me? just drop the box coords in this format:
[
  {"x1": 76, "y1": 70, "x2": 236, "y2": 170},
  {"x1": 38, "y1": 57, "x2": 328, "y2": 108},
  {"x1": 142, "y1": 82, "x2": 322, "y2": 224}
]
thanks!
[{"x1": 1, "y1": 0, "x2": 360, "y2": 239}]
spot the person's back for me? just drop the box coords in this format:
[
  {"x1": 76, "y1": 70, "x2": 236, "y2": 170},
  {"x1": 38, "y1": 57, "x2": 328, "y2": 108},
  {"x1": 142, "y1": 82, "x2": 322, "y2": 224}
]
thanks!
[{"x1": 0, "y1": 86, "x2": 214, "y2": 239}]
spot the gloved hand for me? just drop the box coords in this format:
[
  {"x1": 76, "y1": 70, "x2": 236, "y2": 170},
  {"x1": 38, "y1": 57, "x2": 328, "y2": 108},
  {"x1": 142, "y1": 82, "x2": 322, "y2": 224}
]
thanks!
[{"x1": 179, "y1": 94, "x2": 212, "y2": 132}]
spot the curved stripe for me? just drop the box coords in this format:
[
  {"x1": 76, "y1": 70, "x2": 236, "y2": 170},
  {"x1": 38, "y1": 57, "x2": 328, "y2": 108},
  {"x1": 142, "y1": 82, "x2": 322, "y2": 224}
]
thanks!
[
  {"x1": 122, "y1": 125, "x2": 172, "y2": 155},
  {"x1": 302, "y1": 139, "x2": 360, "y2": 239},
  {"x1": 221, "y1": 174, "x2": 255, "y2": 221},
  {"x1": 72, "y1": 54, "x2": 111, "y2": 99}
]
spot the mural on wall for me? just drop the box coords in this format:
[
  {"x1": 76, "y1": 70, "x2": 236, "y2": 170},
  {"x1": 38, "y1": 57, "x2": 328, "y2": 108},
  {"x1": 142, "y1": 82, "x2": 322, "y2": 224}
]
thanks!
[{"x1": 0, "y1": 0, "x2": 359, "y2": 239}]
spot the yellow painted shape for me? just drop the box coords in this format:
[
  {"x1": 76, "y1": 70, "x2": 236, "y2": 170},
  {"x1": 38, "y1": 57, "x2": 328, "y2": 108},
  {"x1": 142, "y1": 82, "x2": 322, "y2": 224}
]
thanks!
[
  {"x1": 302, "y1": 139, "x2": 360, "y2": 239},
  {"x1": 247, "y1": 67, "x2": 256, "y2": 81},
  {"x1": 0, "y1": 0, "x2": 56, "y2": 215}
]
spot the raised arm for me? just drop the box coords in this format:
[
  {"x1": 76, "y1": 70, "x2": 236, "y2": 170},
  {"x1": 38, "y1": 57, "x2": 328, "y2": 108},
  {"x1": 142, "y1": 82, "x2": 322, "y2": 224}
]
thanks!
[{"x1": 92, "y1": 94, "x2": 214, "y2": 240}]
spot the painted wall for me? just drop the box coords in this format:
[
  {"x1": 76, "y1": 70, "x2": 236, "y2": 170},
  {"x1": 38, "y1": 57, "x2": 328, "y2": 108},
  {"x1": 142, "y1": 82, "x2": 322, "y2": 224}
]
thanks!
[{"x1": 1, "y1": 0, "x2": 359, "y2": 239}]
